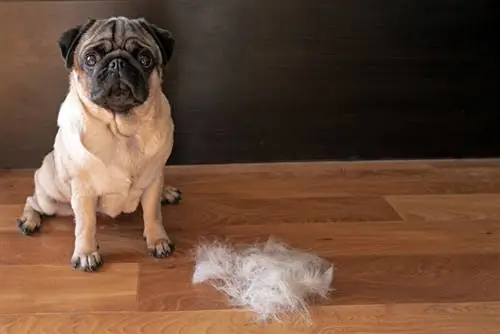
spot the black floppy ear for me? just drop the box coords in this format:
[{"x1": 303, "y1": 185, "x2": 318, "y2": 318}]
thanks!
[
  {"x1": 138, "y1": 18, "x2": 175, "y2": 66},
  {"x1": 58, "y1": 18, "x2": 96, "y2": 69}
]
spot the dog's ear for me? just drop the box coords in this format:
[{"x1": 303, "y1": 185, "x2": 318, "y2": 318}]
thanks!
[
  {"x1": 58, "y1": 18, "x2": 96, "y2": 69},
  {"x1": 138, "y1": 18, "x2": 175, "y2": 66}
]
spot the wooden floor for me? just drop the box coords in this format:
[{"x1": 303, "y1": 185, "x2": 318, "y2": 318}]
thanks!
[{"x1": 1, "y1": 159, "x2": 500, "y2": 333}]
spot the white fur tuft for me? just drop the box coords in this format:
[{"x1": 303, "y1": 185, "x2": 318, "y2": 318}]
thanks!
[{"x1": 192, "y1": 237, "x2": 334, "y2": 324}]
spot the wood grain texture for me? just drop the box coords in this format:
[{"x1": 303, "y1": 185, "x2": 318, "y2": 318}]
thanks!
[
  {"x1": 0, "y1": 173, "x2": 33, "y2": 205},
  {"x1": 0, "y1": 264, "x2": 138, "y2": 314},
  {"x1": 0, "y1": 1, "x2": 499, "y2": 168},
  {"x1": 1, "y1": 303, "x2": 499, "y2": 334},
  {"x1": 161, "y1": 196, "x2": 402, "y2": 226},
  {"x1": 174, "y1": 220, "x2": 500, "y2": 257},
  {"x1": 0, "y1": 159, "x2": 500, "y2": 333},
  {"x1": 332, "y1": 254, "x2": 500, "y2": 305},
  {"x1": 138, "y1": 253, "x2": 500, "y2": 312},
  {"x1": 2, "y1": 219, "x2": 500, "y2": 266},
  {"x1": 163, "y1": 161, "x2": 500, "y2": 198},
  {"x1": 386, "y1": 194, "x2": 500, "y2": 221}
]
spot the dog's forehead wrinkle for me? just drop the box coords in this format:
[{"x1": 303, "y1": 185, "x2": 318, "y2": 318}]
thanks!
[
  {"x1": 85, "y1": 39, "x2": 112, "y2": 52},
  {"x1": 74, "y1": 18, "x2": 161, "y2": 66},
  {"x1": 84, "y1": 19, "x2": 153, "y2": 51},
  {"x1": 89, "y1": 21, "x2": 113, "y2": 39},
  {"x1": 109, "y1": 17, "x2": 143, "y2": 48},
  {"x1": 113, "y1": 18, "x2": 126, "y2": 46}
]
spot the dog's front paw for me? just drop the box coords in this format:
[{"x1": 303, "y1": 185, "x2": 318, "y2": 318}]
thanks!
[
  {"x1": 148, "y1": 238, "x2": 175, "y2": 258},
  {"x1": 161, "y1": 185, "x2": 182, "y2": 205},
  {"x1": 17, "y1": 208, "x2": 42, "y2": 236},
  {"x1": 71, "y1": 250, "x2": 103, "y2": 272}
]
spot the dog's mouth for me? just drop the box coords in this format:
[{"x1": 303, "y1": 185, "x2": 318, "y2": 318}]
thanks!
[
  {"x1": 109, "y1": 82, "x2": 131, "y2": 97},
  {"x1": 107, "y1": 82, "x2": 134, "y2": 108},
  {"x1": 91, "y1": 80, "x2": 145, "y2": 114},
  {"x1": 103, "y1": 81, "x2": 136, "y2": 113}
]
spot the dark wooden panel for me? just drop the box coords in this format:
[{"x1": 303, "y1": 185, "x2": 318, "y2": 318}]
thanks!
[{"x1": 0, "y1": 1, "x2": 499, "y2": 168}]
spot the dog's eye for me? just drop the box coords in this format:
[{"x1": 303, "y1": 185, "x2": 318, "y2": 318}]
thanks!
[
  {"x1": 138, "y1": 54, "x2": 152, "y2": 68},
  {"x1": 84, "y1": 54, "x2": 98, "y2": 67}
]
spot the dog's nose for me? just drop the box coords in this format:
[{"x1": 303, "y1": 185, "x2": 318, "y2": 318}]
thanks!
[{"x1": 108, "y1": 58, "x2": 125, "y2": 71}]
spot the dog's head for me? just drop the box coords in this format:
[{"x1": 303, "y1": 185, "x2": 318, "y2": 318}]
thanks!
[{"x1": 58, "y1": 16, "x2": 174, "y2": 115}]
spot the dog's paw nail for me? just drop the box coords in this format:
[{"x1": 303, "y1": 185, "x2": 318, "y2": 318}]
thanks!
[
  {"x1": 161, "y1": 187, "x2": 182, "y2": 205},
  {"x1": 86, "y1": 263, "x2": 100, "y2": 272},
  {"x1": 17, "y1": 218, "x2": 39, "y2": 236},
  {"x1": 149, "y1": 240, "x2": 175, "y2": 258},
  {"x1": 71, "y1": 252, "x2": 103, "y2": 272},
  {"x1": 71, "y1": 258, "x2": 80, "y2": 270},
  {"x1": 161, "y1": 197, "x2": 181, "y2": 205}
]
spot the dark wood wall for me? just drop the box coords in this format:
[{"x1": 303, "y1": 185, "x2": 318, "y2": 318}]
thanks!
[{"x1": 0, "y1": 0, "x2": 499, "y2": 168}]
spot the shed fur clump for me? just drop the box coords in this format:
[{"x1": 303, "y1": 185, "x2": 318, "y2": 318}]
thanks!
[{"x1": 192, "y1": 237, "x2": 334, "y2": 324}]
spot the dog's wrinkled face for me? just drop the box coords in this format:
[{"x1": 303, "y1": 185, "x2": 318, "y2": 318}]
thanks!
[{"x1": 58, "y1": 17, "x2": 175, "y2": 114}]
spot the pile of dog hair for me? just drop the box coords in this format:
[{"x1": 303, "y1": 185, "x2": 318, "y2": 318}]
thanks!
[{"x1": 192, "y1": 237, "x2": 334, "y2": 325}]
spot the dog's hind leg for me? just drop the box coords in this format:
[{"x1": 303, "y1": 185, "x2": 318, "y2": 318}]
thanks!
[
  {"x1": 17, "y1": 199, "x2": 43, "y2": 236},
  {"x1": 17, "y1": 184, "x2": 57, "y2": 236},
  {"x1": 17, "y1": 152, "x2": 71, "y2": 235}
]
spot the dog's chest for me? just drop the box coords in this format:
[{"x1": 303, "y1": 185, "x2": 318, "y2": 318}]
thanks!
[
  {"x1": 96, "y1": 131, "x2": 164, "y2": 183},
  {"x1": 83, "y1": 126, "x2": 170, "y2": 216}
]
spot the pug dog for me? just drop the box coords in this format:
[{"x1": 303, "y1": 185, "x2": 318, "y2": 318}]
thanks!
[{"x1": 16, "y1": 16, "x2": 181, "y2": 272}]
